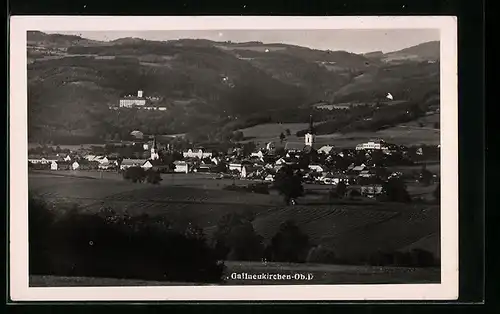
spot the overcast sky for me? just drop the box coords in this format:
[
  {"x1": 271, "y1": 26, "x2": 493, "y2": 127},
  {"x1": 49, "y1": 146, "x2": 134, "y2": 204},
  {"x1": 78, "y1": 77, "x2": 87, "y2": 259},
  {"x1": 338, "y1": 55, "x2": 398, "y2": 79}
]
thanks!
[{"x1": 47, "y1": 29, "x2": 439, "y2": 54}]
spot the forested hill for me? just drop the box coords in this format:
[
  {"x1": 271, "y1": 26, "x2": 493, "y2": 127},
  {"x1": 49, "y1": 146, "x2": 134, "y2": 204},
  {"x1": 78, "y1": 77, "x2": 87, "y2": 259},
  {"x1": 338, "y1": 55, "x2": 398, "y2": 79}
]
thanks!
[{"x1": 27, "y1": 32, "x2": 440, "y2": 144}]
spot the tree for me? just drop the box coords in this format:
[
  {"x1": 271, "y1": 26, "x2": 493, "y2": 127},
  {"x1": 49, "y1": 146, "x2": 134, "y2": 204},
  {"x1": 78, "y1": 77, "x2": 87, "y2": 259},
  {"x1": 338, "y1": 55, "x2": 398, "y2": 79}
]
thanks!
[
  {"x1": 232, "y1": 130, "x2": 244, "y2": 142},
  {"x1": 306, "y1": 245, "x2": 336, "y2": 264},
  {"x1": 382, "y1": 177, "x2": 411, "y2": 203},
  {"x1": 146, "y1": 169, "x2": 162, "y2": 184},
  {"x1": 433, "y1": 183, "x2": 440, "y2": 204},
  {"x1": 275, "y1": 147, "x2": 286, "y2": 157},
  {"x1": 279, "y1": 132, "x2": 286, "y2": 143},
  {"x1": 184, "y1": 223, "x2": 206, "y2": 241},
  {"x1": 269, "y1": 220, "x2": 310, "y2": 263},
  {"x1": 123, "y1": 166, "x2": 146, "y2": 183},
  {"x1": 212, "y1": 213, "x2": 263, "y2": 261},
  {"x1": 242, "y1": 141, "x2": 257, "y2": 156},
  {"x1": 285, "y1": 129, "x2": 291, "y2": 136},
  {"x1": 225, "y1": 223, "x2": 264, "y2": 261},
  {"x1": 336, "y1": 180, "x2": 347, "y2": 198},
  {"x1": 274, "y1": 165, "x2": 304, "y2": 205},
  {"x1": 419, "y1": 165, "x2": 433, "y2": 186}
]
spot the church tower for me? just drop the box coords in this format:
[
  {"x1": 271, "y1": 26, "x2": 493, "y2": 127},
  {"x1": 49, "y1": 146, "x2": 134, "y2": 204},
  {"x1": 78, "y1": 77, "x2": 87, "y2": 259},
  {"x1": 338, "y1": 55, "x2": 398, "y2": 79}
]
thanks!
[
  {"x1": 150, "y1": 137, "x2": 159, "y2": 160},
  {"x1": 305, "y1": 114, "x2": 315, "y2": 147}
]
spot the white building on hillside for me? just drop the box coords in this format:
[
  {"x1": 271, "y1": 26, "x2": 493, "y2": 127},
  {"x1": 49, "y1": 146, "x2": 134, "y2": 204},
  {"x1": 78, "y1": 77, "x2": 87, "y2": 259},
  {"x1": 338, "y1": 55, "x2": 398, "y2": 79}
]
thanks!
[
  {"x1": 355, "y1": 139, "x2": 388, "y2": 151},
  {"x1": 119, "y1": 90, "x2": 147, "y2": 108}
]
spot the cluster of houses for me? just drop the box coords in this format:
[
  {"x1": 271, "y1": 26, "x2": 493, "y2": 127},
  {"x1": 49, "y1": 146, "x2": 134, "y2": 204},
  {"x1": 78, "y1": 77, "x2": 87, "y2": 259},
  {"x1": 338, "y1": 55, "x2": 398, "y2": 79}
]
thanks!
[{"x1": 29, "y1": 117, "x2": 437, "y2": 199}]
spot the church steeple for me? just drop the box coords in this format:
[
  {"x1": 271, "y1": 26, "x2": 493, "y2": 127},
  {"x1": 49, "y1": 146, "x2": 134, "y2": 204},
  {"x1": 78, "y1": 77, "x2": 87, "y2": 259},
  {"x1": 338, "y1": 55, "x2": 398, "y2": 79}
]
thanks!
[
  {"x1": 308, "y1": 114, "x2": 314, "y2": 134},
  {"x1": 305, "y1": 114, "x2": 315, "y2": 147},
  {"x1": 150, "y1": 136, "x2": 159, "y2": 160}
]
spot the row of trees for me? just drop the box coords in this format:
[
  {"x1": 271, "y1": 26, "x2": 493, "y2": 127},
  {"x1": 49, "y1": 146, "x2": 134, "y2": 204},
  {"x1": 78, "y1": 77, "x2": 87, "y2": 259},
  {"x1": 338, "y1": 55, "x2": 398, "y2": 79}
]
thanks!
[
  {"x1": 29, "y1": 196, "x2": 225, "y2": 283},
  {"x1": 122, "y1": 167, "x2": 163, "y2": 184},
  {"x1": 211, "y1": 211, "x2": 439, "y2": 267},
  {"x1": 274, "y1": 164, "x2": 440, "y2": 205}
]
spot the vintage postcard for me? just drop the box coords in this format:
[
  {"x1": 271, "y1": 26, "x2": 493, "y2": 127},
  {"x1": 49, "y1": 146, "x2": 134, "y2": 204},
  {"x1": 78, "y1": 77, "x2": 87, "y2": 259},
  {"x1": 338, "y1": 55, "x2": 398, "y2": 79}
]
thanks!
[{"x1": 9, "y1": 16, "x2": 458, "y2": 301}]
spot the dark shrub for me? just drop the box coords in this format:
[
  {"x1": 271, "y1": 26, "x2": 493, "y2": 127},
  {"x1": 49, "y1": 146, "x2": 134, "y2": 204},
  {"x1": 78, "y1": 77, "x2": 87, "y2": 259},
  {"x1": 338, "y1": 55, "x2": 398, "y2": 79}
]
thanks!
[
  {"x1": 268, "y1": 220, "x2": 310, "y2": 263},
  {"x1": 146, "y1": 169, "x2": 162, "y2": 184},
  {"x1": 381, "y1": 177, "x2": 411, "y2": 203},
  {"x1": 29, "y1": 200, "x2": 225, "y2": 283},
  {"x1": 274, "y1": 165, "x2": 304, "y2": 205},
  {"x1": 367, "y1": 249, "x2": 438, "y2": 267},
  {"x1": 212, "y1": 212, "x2": 264, "y2": 261},
  {"x1": 306, "y1": 245, "x2": 337, "y2": 264},
  {"x1": 123, "y1": 166, "x2": 146, "y2": 183},
  {"x1": 29, "y1": 195, "x2": 56, "y2": 274}
]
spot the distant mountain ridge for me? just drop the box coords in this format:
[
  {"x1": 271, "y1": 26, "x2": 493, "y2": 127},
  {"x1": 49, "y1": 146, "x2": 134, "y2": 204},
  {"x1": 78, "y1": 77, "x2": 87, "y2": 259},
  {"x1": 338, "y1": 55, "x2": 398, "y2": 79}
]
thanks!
[{"x1": 26, "y1": 31, "x2": 440, "y2": 143}]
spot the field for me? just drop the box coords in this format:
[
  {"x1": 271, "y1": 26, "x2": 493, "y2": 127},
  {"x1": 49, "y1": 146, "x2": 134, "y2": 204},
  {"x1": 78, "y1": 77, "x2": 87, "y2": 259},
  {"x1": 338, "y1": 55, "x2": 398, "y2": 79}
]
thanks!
[
  {"x1": 28, "y1": 143, "x2": 105, "y2": 150},
  {"x1": 237, "y1": 121, "x2": 439, "y2": 148},
  {"x1": 30, "y1": 260, "x2": 439, "y2": 286},
  {"x1": 239, "y1": 123, "x2": 311, "y2": 139},
  {"x1": 29, "y1": 172, "x2": 440, "y2": 265}
]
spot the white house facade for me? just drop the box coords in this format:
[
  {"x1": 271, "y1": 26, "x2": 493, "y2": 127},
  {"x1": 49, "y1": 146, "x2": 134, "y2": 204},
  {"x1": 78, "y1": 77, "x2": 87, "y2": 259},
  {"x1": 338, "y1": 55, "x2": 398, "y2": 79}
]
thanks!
[
  {"x1": 355, "y1": 140, "x2": 388, "y2": 151},
  {"x1": 120, "y1": 159, "x2": 147, "y2": 170},
  {"x1": 183, "y1": 148, "x2": 213, "y2": 159},
  {"x1": 173, "y1": 161, "x2": 189, "y2": 173}
]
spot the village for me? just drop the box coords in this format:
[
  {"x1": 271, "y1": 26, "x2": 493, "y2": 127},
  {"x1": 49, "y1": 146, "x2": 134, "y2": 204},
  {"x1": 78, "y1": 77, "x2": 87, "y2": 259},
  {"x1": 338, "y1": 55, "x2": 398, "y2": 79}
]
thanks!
[{"x1": 28, "y1": 116, "x2": 440, "y2": 201}]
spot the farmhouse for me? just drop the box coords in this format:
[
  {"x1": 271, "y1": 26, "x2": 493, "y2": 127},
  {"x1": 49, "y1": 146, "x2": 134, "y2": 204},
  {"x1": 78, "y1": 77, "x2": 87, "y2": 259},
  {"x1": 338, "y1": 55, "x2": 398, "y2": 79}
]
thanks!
[
  {"x1": 355, "y1": 139, "x2": 388, "y2": 151},
  {"x1": 183, "y1": 148, "x2": 213, "y2": 159},
  {"x1": 320, "y1": 173, "x2": 346, "y2": 185},
  {"x1": 308, "y1": 164, "x2": 327, "y2": 173},
  {"x1": 359, "y1": 169, "x2": 376, "y2": 178},
  {"x1": 94, "y1": 156, "x2": 109, "y2": 164},
  {"x1": 318, "y1": 145, "x2": 335, "y2": 155},
  {"x1": 250, "y1": 151, "x2": 265, "y2": 159},
  {"x1": 120, "y1": 159, "x2": 147, "y2": 170},
  {"x1": 98, "y1": 161, "x2": 116, "y2": 170},
  {"x1": 50, "y1": 160, "x2": 72, "y2": 171},
  {"x1": 285, "y1": 142, "x2": 306, "y2": 153},
  {"x1": 72, "y1": 160, "x2": 98, "y2": 170},
  {"x1": 228, "y1": 161, "x2": 247, "y2": 173},
  {"x1": 241, "y1": 165, "x2": 260, "y2": 179},
  {"x1": 142, "y1": 160, "x2": 171, "y2": 173},
  {"x1": 28, "y1": 155, "x2": 60, "y2": 164},
  {"x1": 173, "y1": 161, "x2": 190, "y2": 173},
  {"x1": 130, "y1": 130, "x2": 144, "y2": 140},
  {"x1": 195, "y1": 164, "x2": 215, "y2": 173},
  {"x1": 360, "y1": 184, "x2": 384, "y2": 198},
  {"x1": 352, "y1": 164, "x2": 367, "y2": 173}
]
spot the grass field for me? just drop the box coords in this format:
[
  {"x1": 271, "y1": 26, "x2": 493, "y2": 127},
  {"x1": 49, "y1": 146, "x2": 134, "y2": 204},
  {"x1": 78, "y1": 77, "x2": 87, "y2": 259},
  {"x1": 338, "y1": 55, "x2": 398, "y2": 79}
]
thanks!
[
  {"x1": 29, "y1": 172, "x2": 440, "y2": 265},
  {"x1": 30, "y1": 260, "x2": 440, "y2": 286},
  {"x1": 236, "y1": 115, "x2": 440, "y2": 148},
  {"x1": 239, "y1": 123, "x2": 311, "y2": 139}
]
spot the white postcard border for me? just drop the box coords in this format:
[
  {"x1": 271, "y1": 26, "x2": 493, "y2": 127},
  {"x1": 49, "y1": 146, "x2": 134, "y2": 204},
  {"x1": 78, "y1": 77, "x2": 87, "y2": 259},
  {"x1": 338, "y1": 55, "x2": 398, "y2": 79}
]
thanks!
[{"x1": 9, "y1": 15, "x2": 458, "y2": 301}]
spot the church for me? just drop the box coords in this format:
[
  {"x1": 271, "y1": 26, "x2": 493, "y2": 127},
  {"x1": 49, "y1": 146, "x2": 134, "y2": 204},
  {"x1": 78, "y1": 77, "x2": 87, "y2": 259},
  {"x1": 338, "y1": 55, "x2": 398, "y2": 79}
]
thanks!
[
  {"x1": 304, "y1": 114, "x2": 315, "y2": 147},
  {"x1": 267, "y1": 114, "x2": 320, "y2": 154},
  {"x1": 150, "y1": 137, "x2": 159, "y2": 160}
]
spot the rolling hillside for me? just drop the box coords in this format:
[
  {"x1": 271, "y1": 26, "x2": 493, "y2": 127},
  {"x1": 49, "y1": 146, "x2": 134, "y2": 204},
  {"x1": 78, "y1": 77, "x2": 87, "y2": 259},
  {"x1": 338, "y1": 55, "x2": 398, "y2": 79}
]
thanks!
[
  {"x1": 27, "y1": 32, "x2": 440, "y2": 144},
  {"x1": 383, "y1": 41, "x2": 440, "y2": 63},
  {"x1": 30, "y1": 174, "x2": 440, "y2": 264}
]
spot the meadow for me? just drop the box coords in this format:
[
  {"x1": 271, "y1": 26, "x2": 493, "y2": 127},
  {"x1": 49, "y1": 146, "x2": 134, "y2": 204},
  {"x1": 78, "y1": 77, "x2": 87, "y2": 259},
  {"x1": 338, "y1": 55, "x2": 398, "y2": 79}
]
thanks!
[
  {"x1": 30, "y1": 260, "x2": 440, "y2": 286},
  {"x1": 239, "y1": 123, "x2": 311, "y2": 139},
  {"x1": 237, "y1": 122, "x2": 440, "y2": 148},
  {"x1": 29, "y1": 172, "x2": 440, "y2": 266}
]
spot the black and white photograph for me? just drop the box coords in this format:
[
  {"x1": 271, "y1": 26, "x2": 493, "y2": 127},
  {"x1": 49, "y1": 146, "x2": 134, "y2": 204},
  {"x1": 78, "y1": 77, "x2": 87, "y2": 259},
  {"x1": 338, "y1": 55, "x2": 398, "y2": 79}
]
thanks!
[{"x1": 9, "y1": 16, "x2": 458, "y2": 301}]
